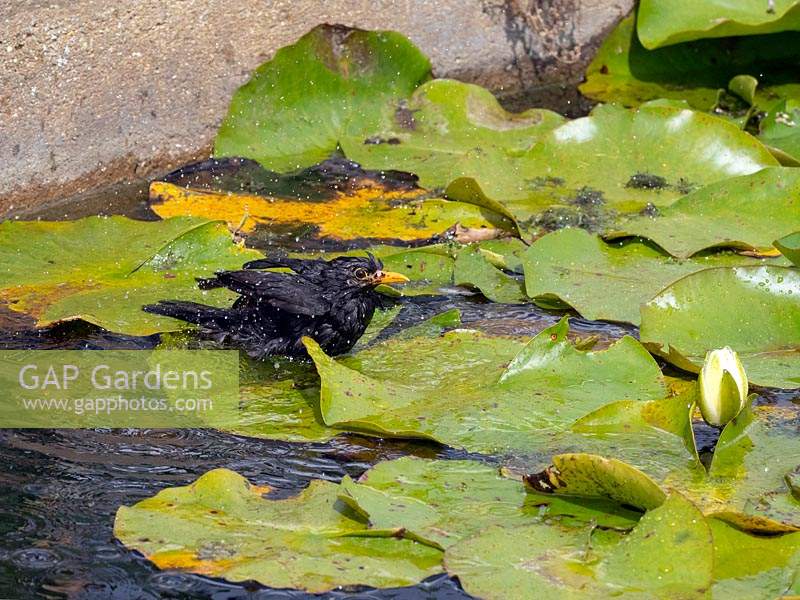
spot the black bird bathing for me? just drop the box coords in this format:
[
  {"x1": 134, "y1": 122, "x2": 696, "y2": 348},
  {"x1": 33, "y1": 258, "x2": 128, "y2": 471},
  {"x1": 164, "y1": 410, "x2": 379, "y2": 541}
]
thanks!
[{"x1": 143, "y1": 254, "x2": 409, "y2": 359}]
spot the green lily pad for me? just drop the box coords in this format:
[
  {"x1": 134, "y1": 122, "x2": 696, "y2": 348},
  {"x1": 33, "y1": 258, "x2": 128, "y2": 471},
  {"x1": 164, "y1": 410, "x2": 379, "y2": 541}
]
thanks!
[
  {"x1": 445, "y1": 493, "x2": 713, "y2": 599},
  {"x1": 342, "y1": 78, "x2": 565, "y2": 195},
  {"x1": 0, "y1": 217, "x2": 260, "y2": 335},
  {"x1": 776, "y1": 231, "x2": 800, "y2": 266},
  {"x1": 225, "y1": 307, "x2": 447, "y2": 443},
  {"x1": 524, "y1": 453, "x2": 667, "y2": 511},
  {"x1": 448, "y1": 102, "x2": 777, "y2": 237},
  {"x1": 453, "y1": 247, "x2": 527, "y2": 304},
  {"x1": 339, "y1": 457, "x2": 642, "y2": 553},
  {"x1": 232, "y1": 361, "x2": 327, "y2": 443},
  {"x1": 640, "y1": 265, "x2": 800, "y2": 388},
  {"x1": 521, "y1": 228, "x2": 777, "y2": 325},
  {"x1": 638, "y1": 0, "x2": 800, "y2": 49},
  {"x1": 476, "y1": 238, "x2": 529, "y2": 273},
  {"x1": 214, "y1": 25, "x2": 431, "y2": 172},
  {"x1": 607, "y1": 167, "x2": 800, "y2": 258},
  {"x1": 338, "y1": 457, "x2": 532, "y2": 550},
  {"x1": 114, "y1": 468, "x2": 442, "y2": 592},
  {"x1": 710, "y1": 518, "x2": 800, "y2": 598},
  {"x1": 304, "y1": 317, "x2": 666, "y2": 457},
  {"x1": 580, "y1": 15, "x2": 800, "y2": 111},
  {"x1": 530, "y1": 394, "x2": 800, "y2": 532},
  {"x1": 212, "y1": 26, "x2": 776, "y2": 238},
  {"x1": 695, "y1": 398, "x2": 800, "y2": 528},
  {"x1": 563, "y1": 392, "x2": 701, "y2": 483},
  {"x1": 760, "y1": 99, "x2": 800, "y2": 162}
]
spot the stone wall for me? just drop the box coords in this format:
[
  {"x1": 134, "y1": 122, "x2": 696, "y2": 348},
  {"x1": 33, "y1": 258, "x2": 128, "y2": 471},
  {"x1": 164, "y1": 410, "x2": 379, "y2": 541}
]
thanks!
[{"x1": 0, "y1": 0, "x2": 632, "y2": 215}]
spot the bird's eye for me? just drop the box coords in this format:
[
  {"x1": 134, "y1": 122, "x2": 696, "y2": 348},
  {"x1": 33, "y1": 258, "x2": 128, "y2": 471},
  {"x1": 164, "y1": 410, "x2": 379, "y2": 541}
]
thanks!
[{"x1": 354, "y1": 268, "x2": 369, "y2": 280}]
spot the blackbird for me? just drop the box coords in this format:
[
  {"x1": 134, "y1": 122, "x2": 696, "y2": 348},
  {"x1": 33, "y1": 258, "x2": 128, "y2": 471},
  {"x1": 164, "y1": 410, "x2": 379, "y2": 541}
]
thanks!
[{"x1": 143, "y1": 254, "x2": 409, "y2": 358}]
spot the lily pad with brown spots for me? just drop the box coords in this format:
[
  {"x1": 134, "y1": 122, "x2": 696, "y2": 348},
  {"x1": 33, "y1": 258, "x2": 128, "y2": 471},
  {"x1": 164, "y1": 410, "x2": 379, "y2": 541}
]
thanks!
[{"x1": 0, "y1": 216, "x2": 260, "y2": 336}]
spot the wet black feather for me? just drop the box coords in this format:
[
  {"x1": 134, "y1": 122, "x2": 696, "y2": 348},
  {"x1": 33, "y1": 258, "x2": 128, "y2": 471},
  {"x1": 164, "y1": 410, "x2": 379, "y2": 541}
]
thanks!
[{"x1": 143, "y1": 255, "x2": 388, "y2": 358}]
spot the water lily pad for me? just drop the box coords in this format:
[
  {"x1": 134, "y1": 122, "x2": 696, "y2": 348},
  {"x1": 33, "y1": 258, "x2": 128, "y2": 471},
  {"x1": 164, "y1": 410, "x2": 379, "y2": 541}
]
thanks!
[
  {"x1": 338, "y1": 457, "x2": 533, "y2": 549},
  {"x1": 607, "y1": 167, "x2": 800, "y2": 258},
  {"x1": 339, "y1": 457, "x2": 642, "y2": 553},
  {"x1": 232, "y1": 362, "x2": 328, "y2": 443},
  {"x1": 776, "y1": 231, "x2": 800, "y2": 266},
  {"x1": 453, "y1": 247, "x2": 527, "y2": 303},
  {"x1": 445, "y1": 493, "x2": 713, "y2": 599},
  {"x1": 214, "y1": 25, "x2": 431, "y2": 171},
  {"x1": 529, "y1": 394, "x2": 800, "y2": 532},
  {"x1": 304, "y1": 318, "x2": 666, "y2": 457},
  {"x1": 476, "y1": 238, "x2": 529, "y2": 273},
  {"x1": 640, "y1": 266, "x2": 800, "y2": 388},
  {"x1": 698, "y1": 399, "x2": 800, "y2": 527},
  {"x1": 524, "y1": 453, "x2": 667, "y2": 511},
  {"x1": 580, "y1": 15, "x2": 800, "y2": 112},
  {"x1": 638, "y1": 0, "x2": 800, "y2": 49},
  {"x1": 563, "y1": 393, "x2": 701, "y2": 483},
  {"x1": 211, "y1": 26, "x2": 776, "y2": 238},
  {"x1": 710, "y1": 518, "x2": 800, "y2": 598},
  {"x1": 760, "y1": 99, "x2": 800, "y2": 162},
  {"x1": 342, "y1": 78, "x2": 565, "y2": 194},
  {"x1": 114, "y1": 468, "x2": 442, "y2": 592},
  {"x1": 521, "y1": 228, "x2": 776, "y2": 325},
  {"x1": 447, "y1": 102, "x2": 777, "y2": 238},
  {"x1": 225, "y1": 307, "x2": 442, "y2": 443},
  {"x1": 0, "y1": 217, "x2": 260, "y2": 335}
]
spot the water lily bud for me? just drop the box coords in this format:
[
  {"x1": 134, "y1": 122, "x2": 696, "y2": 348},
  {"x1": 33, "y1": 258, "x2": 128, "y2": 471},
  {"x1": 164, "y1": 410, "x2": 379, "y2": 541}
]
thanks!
[{"x1": 697, "y1": 347, "x2": 748, "y2": 427}]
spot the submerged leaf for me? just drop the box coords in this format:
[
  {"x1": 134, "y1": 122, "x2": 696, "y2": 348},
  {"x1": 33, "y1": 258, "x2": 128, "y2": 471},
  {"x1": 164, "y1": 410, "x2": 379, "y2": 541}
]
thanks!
[{"x1": 150, "y1": 168, "x2": 512, "y2": 249}]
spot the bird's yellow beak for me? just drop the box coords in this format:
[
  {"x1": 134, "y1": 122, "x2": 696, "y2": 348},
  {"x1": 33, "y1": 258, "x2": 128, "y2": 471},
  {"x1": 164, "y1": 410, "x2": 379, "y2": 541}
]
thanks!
[{"x1": 374, "y1": 270, "x2": 410, "y2": 285}]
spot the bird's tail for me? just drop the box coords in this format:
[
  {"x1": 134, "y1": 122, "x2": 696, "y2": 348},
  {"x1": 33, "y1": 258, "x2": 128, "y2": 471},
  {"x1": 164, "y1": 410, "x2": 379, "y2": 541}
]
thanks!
[{"x1": 142, "y1": 300, "x2": 238, "y2": 330}]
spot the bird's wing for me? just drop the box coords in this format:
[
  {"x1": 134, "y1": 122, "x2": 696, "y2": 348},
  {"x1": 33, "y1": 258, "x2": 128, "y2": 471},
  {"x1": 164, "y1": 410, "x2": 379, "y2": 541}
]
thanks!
[
  {"x1": 204, "y1": 270, "x2": 331, "y2": 316},
  {"x1": 243, "y1": 256, "x2": 327, "y2": 277}
]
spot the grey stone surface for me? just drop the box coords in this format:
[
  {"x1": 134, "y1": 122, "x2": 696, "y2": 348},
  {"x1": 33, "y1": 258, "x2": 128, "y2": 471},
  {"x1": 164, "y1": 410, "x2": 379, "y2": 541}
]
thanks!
[{"x1": 0, "y1": 0, "x2": 632, "y2": 215}]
